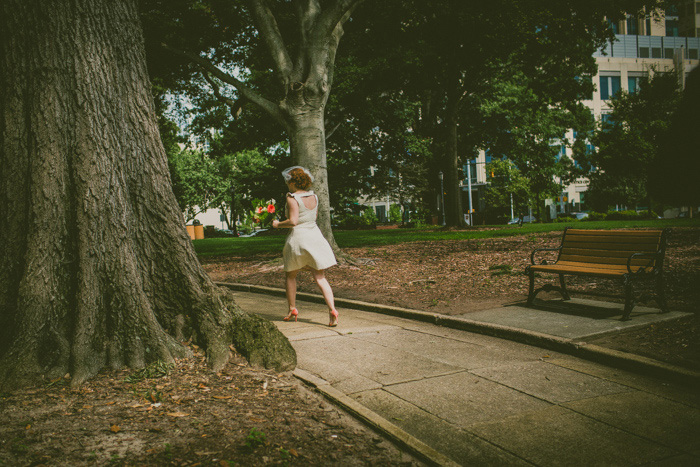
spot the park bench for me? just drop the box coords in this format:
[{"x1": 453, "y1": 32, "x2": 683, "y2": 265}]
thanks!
[{"x1": 525, "y1": 228, "x2": 669, "y2": 320}]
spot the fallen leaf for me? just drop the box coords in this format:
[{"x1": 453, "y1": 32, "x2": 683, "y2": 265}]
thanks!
[
  {"x1": 110, "y1": 425, "x2": 120, "y2": 433},
  {"x1": 167, "y1": 412, "x2": 189, "y2": 417},
  {"x1": 25, "y1": 424, "x2": 31, "y2": 430},
  {"x1": 289, "y1": 448, "x2": 299, "y2": 457},
  {"x1": 212, "y1": 395, "x2": 232, "y2": 400}
]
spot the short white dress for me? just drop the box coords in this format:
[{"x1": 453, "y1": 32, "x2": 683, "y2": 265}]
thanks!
[{"x1": 283, "y1": 191, "x2": 337, "y2": 272}]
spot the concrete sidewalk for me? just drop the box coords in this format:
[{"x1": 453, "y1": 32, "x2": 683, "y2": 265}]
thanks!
[{"x1": 233, "y1": 290, "x2": 699, "y2": 466}]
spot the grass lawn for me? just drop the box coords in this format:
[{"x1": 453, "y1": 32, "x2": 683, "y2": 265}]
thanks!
[{"x1": 193, "y1": 218, "x2": 700, "y2": 257}]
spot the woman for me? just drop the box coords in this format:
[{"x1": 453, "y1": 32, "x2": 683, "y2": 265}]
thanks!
[{"x1": 272, "y1": 166, "x2": 339, "y2": 327}]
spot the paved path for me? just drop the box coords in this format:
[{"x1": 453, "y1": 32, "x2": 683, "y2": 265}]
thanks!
[{"x1": 233, "y1": 291, "x2": 700, "y2": 466}]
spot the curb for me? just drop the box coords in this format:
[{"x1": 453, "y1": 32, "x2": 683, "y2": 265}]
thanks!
[
  {"x1": 293, "y1": 368, "x2": 460, "y2": 467},
  {"x1": 217, "y1": 282, "x2": 700, "y2": 386}
]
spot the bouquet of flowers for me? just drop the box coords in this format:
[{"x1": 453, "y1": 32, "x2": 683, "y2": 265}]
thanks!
[{"x1": 251, "y1": 198, "x2": 276, "y2": 226}]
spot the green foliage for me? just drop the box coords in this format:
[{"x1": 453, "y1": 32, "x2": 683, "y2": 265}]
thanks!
[
  {"x1": 587, "y1": 71, "x2": 682, "y2": 210},
  {"x1": 605, "y1": 210, "x2": 657, "y2": 221},
  {"x1": 247, "y1": 198, "x2": 277, "y2": 228},
  {"x1": 489, "y1": 264, "x2": 513, "y2": 276},
  {"x1": 389, "y1": 204, "x2": 403, "y2": 223},
  {"x1": 585, "y1": 211, "x2": 607, "y2": 221},
  {"x1": 651, "y1": 66, "x2": 700, "y2": 206},
  {"x1": 335, "y1": 207, "x2": 378, "y2": 230},
  {"x1": 484, "y1": 159, "x2": 532, "y2": 222},
  {"x1": 480, "y1": 71, "x2": 589, "y2": 220},
  {"x1": 168, "y1": 148, "x2": 225, "y2": 222},
  {"x1": 244, "y1": 428, "x2": 267, "y2": 450}
]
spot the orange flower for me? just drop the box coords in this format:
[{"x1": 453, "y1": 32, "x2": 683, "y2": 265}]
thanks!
[
  {"x1": 267, "y1": 204, "x2": 275, "y2": 214},
  {"x1": 255, "y1": 206, "x2": 264, "y2": 214}
]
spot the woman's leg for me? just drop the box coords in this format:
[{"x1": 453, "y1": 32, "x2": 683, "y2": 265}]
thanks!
[
  {"x1": 312, "y1": 269, "x2": 338, "y2": 326},
  {"x1": 285, "y1": 270, "x2": 299, "y2": 319}
]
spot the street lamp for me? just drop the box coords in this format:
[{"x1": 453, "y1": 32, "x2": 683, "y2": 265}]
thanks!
[{"x1": 438, "y1": 171, "x2": 446, "y2": 226}]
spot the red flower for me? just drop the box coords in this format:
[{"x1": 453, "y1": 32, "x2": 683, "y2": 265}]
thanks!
[
  {"x1": 255, "y1": 206, "x2": 264, "y2": 214},
  {"x1": 267, "y1": 204, "x2": 276, "y2": 214}
]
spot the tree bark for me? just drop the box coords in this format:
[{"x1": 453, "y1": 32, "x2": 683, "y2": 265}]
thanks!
[
  {"x1": 287, "y1": 110, "x2": 338, "y2": 250},
  {"x1": 0, "y1": 0, "x2": 295, "y2": 390},
  {"x1": 443, "y1": 57, "x2": 465, "y2": 227},
  {"x1": 167, "y1": 1, "x2": 361, "y2": 253}
]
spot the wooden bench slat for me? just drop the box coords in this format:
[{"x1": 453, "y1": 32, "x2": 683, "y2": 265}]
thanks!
[
  {"x1": 556, "y1": 260, "x2": 651, "y2": 270},
  {"x1": 530, "y1": 264, "x2": 627, "y2": 277},
  {"x1": 559, "y1": 254, "x2": 655, "y2": 267},
  {"x1": 561, "y1": 248, "x2": 650, "y2": 258},
  {"x1": 531, "y1": 263, "x2": 651, "y2": 276},
  {"x1": 564, "y1": 234, "x2": 661, "y2": 245},
  {"x1": 562, "y1": 241, "x2": 659, "y2": 252},
  {"x1": 527, "y1": 228, "x2": 668, "y2": 319}
]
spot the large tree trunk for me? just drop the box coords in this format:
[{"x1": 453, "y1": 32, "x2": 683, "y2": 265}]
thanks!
[
  {"x1": 443, "y1": 59, "x2": 465, "y2": 227},
  {"x1": 0, "y1": 0, "x2": 295, "y2": 390},
  {"x1": 285, "y1": 97, "x2": 338, "y2": 251}
]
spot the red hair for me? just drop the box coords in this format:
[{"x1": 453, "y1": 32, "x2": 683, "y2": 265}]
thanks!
[{"x1": 288, "y1": 168, "x2": 312, "y2": 190}]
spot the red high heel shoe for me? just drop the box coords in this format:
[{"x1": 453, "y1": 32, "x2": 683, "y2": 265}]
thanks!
[
  {"x1": 283, "y1": 308, "x2": 298, "y2": 322},
  {"x1": 328, "y1": 309, "x2": 338, "y2": 327}
]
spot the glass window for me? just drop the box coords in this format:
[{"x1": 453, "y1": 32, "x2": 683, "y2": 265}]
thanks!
[
  {"x1": 600, "y1": 75, "x2": 621, "y2": 100},
  {"x1": 375, "y1": 205, "x2": 386, "y2": 222},
  {"x1": 626, "y1": 15, "x2": 638, "y2": 35},
  {"x1": 689, "y1": 49, "x2": 699, "y2": 60},
  {"x1": 628, "y1": 76, "x2": 641, "y2": 94},
  {"x1": 610, "y1": 76, "x2": 620, "y2": 96},
  {"x1": 666, "y1": 19, "x2": 679, "y2": 37},
  {"x1": 600, "y1": 76, "x2": 609, "y2": 100},
  {"x1": 639, "y1": 47, "x2": 650, "y2": 58},
  {"x1": 652, "y1": 47, "x2": 662, "y2": 58},
  {"x1": 664, "y1": 48, "x2": 674, "y2": 58},
  {"x1": 646, "y1": 18, "x2": 652, "y2": 35}
]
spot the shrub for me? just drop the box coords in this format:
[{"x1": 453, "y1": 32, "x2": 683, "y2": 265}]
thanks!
[
  {"x1": 389, "y1": 204, "x2": 403, "y2": 223},
  {"x1": 335, "y1": 207, "x2": 378, "y2": 229},
  {"x1": 584, "y1": 211, "x2": 607, "y2": 221}
]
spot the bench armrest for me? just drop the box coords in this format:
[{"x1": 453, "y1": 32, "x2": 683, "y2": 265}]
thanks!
[
  {"x1": 530, "y1": 246, "x2": 562, "y2": 265},
  {"x1": 627, "y1": 252, "x2": 661, "y2": 274}
]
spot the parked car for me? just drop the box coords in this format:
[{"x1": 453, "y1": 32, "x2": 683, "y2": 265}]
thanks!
[
  {"x1": 239, "y1": 228, "x2": 269, "y2": 238},
  {"x1": 508, "y1": 215, "x2": 536, "y2": 224}
]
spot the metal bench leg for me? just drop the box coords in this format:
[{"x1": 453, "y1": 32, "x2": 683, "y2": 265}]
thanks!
[
  {"x1": 622, "y1": 274, "x2": 635, "y2": 321},
  {"x1": 527, "y1": 267, "x2": 535, "y2": 305},
  {"x1": 559, "y1": 275, "x2": 571, "y2": 300}
]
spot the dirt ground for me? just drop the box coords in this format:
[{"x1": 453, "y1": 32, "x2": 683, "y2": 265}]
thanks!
[
  {"x1": 0, "y1": 348, "x2": 418, "y2": 466},
  {"x1": 1, "y1": 227, "x2": 697, "y2": 466},
  {"x1": 203, "y1": 227, "x2": 700, "y2": 370}
]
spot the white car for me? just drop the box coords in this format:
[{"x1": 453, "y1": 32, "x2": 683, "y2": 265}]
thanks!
[
  {"x1": 508, "y1": 215, "x2": 536, "y2": 224},
  {"x1": 239, "y1": 228, "x2": 269, "y2": 238}
]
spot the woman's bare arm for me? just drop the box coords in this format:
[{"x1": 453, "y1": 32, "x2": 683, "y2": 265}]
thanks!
[{"x1": 272, "y1": 194, "x2": 298, "y2": 228}]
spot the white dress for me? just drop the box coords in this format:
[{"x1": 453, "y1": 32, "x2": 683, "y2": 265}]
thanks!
[{"x1": 283, "y1": 191, "x2": 337, "y2": 272}]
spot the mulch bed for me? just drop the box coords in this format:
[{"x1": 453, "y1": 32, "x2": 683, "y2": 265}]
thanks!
[
  {"x1": 203, "y1": 227, "x2": 700, "y2": 370},
  {"x1": 2, "y1": 227, "x2": 696, "y2": 466},
  {"x1": 0, "y1": 348, "x2": 417, "y2": 466}
]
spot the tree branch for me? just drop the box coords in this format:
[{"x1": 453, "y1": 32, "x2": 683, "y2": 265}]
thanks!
[
  {"x1": 325, "y1": 120, "x2": 342, "y2": 140},
  {"x1": 202, "y1": 73, "x2": 244, "y2": 119},
  {"x1": 162, "y1": 44, "x2": 287, "y2": 127},
  {"x1": 312, "y1": 0, "x2": 364, "y2": 41},
  {"x1": 248, "y1": 0, "x2": 294, "y2": 79}
]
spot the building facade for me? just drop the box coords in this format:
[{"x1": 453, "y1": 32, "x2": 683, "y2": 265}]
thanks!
[{"x1": 463, "y1": 5, "x2": 700, "y2": 221}]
